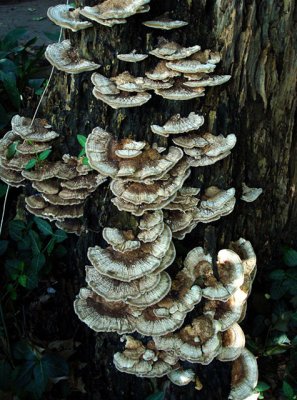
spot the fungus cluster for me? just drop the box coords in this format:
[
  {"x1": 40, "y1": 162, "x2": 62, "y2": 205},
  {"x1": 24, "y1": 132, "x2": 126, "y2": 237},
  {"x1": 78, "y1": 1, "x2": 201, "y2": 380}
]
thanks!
[
  {"x1": 24, "y1": 154, "x2": 106, "y2": 233},
  {"x1": 0, "y1": 115, "x2": 59, "y2": 187},
  {"x1": 90, "y1": 38, "x2": 231, "y2": 108},
  {"x1": 0, "y1": 2, "x2": 262, "y2": 398}
]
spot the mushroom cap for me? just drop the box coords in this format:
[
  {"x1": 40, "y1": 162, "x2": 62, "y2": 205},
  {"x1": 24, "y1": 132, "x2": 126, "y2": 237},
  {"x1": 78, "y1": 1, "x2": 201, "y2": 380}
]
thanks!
[
  {"x1": 87, "y1": 225, "x2": 172, "y2": 281},
  {"x1": 110, "y1": 161, "x2": 190, "y2": 205},
  {"x1": 16, "y1": 141, "x2": 52, "y2": 155},
  {"x1": 74, "y1": 288, "x2": 135, "y2": 334},
  {"x1": 117, "y1": 52, "x2": 148, "y2": 62},
  {"x1": 150, "y1": 40, "x2": 201, "y2": 60},
  {"x1": 184, "y1": 247, "x2": 244, "y2": 301},
  {"x1": 229, "y1": 238, "x2": 257, "y2": 279},
  {"x1": 183, "y1": 74, "x2": 231, "y2": 87},
  {"x1": 139, "y1": 210, "x2": 163, "y2": 229},
  {"x1": 203, "y1": 287, "x2": 248, "y2": 331},
  {"x1": 113, "y1": 336, "x2": 178, "y2": 378},
  {"x1": 47, "y1": 4, "x2": 93, "y2": 32},
  {"x1": 45, "y1": 40, "x2": 100, "y2": 74},
  {"x1": 146, "y1": 60, "x2": 181, "y2": 81},
  {"x1": 11, "y1": 115, "x2": 59, "y2": 142},
  {"x1": 166, "y1": 60, "x2": 216, "y2": 74},
  {"x1": 155, "y1": 84, "x2": 205, "y2": 100},
  {"x1": 241, "y1": 183, "x2": 263, "y2": 203},
  {"x1": 143, "y1": 17, "x2": 188, "y2": 30},
  {"x1": 85, "y1": 265, "x2": 161, "y2": 302},
  {"x1": 167, "y1": 369, "x2": 196, "y2": 386},
  {"x1": 217, "y1": 323, "x2": 245, "y2": 362},
  {"x1": 154, "y1": 316, "x2": 221, "y2": 364},
  {"x1": 102, "y1": 227, "x2": 141, "y2": 252},
  {"x1": 0, "y1": 165, "x2": 25, "y2": 187},
  {"x1": 229, "y1": 348, "x2": 258, "y2": 400},
  {"x1": 91, "y1": 72, "x2": 120, "y2": 95},
  {"x1": 112, "y1": 71, "x2": 173, "y2": 92},
  {"x1": 79, "y1": 0, "x2": 150, "y2": 20},
  {"x1": 85, "y1": 127, "x2": 184, "y2": 180},
  {"x1": 112, "y1": 193, "x2": 177, "y2": 216},
  {"x1": 92, "y1": 88, "x2": 152, "y2": 108},
  {"x1": 137, "y1": 221, "x2": 164, "y2": 243},
  {"x1": 126, "y1": 271, "x2": 172, "y2": 307},
  {"x1": 182, "y1": 133, "x2": 237, "y2": 158},
  {"x1": 55, "y1": 218, "x2": 83, "y2": 235},
  {"x1": 151, "y1": 112, "x2": 204, "y2": 136}
]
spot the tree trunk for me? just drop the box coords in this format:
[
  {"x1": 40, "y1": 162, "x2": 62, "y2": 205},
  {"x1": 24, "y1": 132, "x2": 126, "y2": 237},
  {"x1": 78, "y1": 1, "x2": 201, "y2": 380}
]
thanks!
[{"x1": 43, "y1": 0, "x2": 296, "y2": 399}]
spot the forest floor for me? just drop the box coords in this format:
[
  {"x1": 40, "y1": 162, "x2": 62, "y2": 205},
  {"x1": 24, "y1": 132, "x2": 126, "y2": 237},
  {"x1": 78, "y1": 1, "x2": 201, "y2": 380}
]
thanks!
[{"x1": 0, "y1": 0, "x2": 60, "y2": 44}]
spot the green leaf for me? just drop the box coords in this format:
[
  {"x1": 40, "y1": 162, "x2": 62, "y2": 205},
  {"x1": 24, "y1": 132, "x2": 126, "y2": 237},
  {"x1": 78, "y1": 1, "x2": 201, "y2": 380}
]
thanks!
[
  {"x1": 13, "y1": 361, "x2": 35, "y2": 388},
  {"x1": 29, "y1": 230, "x2": 42, "y2": 255},
  {"x1": 0, "y1": 240, "x2": 8, "y2": 255},
  {"x1": 53, "y1": 229, "x2": 68, "y2": 243},
  {"x1": 256, "y1": 381, "x2": 270, "y2": 392},
  {"x1": 146, "y1": 392, "x2": 164, "y2": 400},
  {"x1": 6, "y1": 140, "x2": 19, "y2": 159},
  {"x1": 34, "y1": 217, "x2": 53, "y2": 236},
  {"x1": 18, "y1": 235, "x2": 32, "y2": 251},
  {"x1": 25, "y1": 158, "x2": 37, "y2": 170},
  {"x1": 0, "y1": 360, "x2": 13, "y2": 391},
  {"x1": 13, "y1": 341, "x2": 36, "y2": 361},
  {"x1": 41, "y1": 354, "x2": 69, "y2": 379},
  {"x1": 0, "y1": 103, "x2": 9, "y2": 128},
  {"x1": 78, "y1": 148, "x2": 86, "y2": 157},
  {"x1": 0, "y1": 58, "x2": 17, "y2": 73},
  {"x1": 31, "y1": 253, "x2": 46, "y2": 272},
  {"x1": 9, "y1": 219, "x2": 26, "y2": 241},
  {"x1": 28, "y1": 78, "x2": 45, "y2": 90},
  {"x1": 77, "y1": 134, "x2": 87, "y2": 148},
  {"x1": 32, "y1": 361, "x2": 48, "y2": 397},
  {"x1": 2, "y1": 28, "x2": 27, "y2": 51},
  {"x1": 82, "y1": 156, "x2": 89, "y2": 166},
  {"x1": 18, "y1": 274, "x2": 28, "y2": 287},
  {"x1": 7, "y1": 284, "x2": 17, "y2": 300},
  {"x1": 43, "y1": 31, "x2": 60, "y2": 42},
  {"x1": 269, "y1": 269, "x2": 286, "y2": 280},
  {"x1": 283, "y1": 248, "x2": 297, "y2": 267},
  {"x1": 46, "y1": 237, "x2": 56, "y2": 255},
  {"x1": 38, "y1": 149, "x2": 52, "y2": 161},
  {"x1": 283, "y1": 381, "x2": 295, "y2": 398},
  {"x1": 0, "y1": 183, "x2": 8, "y2": 198},
  {"x1": 0, "y1": 71, "x2": 20, "y2": 109}
]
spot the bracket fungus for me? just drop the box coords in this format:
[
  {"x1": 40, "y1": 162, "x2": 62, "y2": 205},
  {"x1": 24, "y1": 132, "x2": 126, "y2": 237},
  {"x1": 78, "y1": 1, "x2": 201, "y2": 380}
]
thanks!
[
  {"x1": 151, "y1": 112, "x2": 204, "y2": 137},
  {"x1": 45, "y1": 40, "x2": 100, "y2": 74},
  {"x1": 143, "y1": 16, "x2": 188, "y2": 30},
  {"x1": 117, "y1": 51, "x2": 148, "y2": 62},
  {"x1": 229, "y1": 348, "x2": 258, "y2": 400},
  {"x1": 241, "y1": 183, "x2": 263, "y2": 203},
  {"x1": 85, "y1": 127, "x2": 183, "y2": 180},
  {"x1": 88, "y1": 225, "x2": 173, "y2": 282},
  {"x1": 153, "y1": 315, "x2": 222, "y2": 364},
  {"x1": 150, "y1": 39, "x2": 201, "y2": 61},
  {"x1": 113, "y1": 336, "x2": 179, "y2": 377},
  {"x1": 47, "y1": 4, "x2": 93, "y2": 31},
  {"x1": 79, "y1": 0, "x2": 150, "y2": 22}
]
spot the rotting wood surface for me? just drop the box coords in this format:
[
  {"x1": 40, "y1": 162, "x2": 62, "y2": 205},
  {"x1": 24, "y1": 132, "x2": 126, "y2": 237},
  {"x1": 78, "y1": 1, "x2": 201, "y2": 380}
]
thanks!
[{"x1": 42, "y1": 1, "x2": 297, "y2": 399}]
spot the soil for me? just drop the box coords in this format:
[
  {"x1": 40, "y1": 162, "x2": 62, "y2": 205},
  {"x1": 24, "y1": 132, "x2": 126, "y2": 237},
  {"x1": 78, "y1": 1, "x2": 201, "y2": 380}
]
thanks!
[{"x1": 0, "y1": 0, "x2": 61, "y2": 45}]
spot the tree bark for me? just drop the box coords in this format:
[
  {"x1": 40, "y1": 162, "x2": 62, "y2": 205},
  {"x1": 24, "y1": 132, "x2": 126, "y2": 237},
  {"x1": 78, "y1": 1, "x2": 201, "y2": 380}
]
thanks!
[{"x1": 43, "y1": 0, "x2": 296, "y2": 398}]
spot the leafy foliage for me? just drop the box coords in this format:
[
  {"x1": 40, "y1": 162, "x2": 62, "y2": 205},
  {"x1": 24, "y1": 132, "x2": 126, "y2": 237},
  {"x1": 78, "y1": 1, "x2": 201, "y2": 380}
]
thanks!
[
  {"x1": 2, "y1": 216, "x2": 68, "y2": 298},
  {"x1": 247, "y1": 246, "x2": 297, "y2": 398},
  {"x1": 0, "y1": 341, "x2": 68, "y2": 399},
  {"x1": 0, "y1": 28, "x2": 45, "y2": 129}
]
